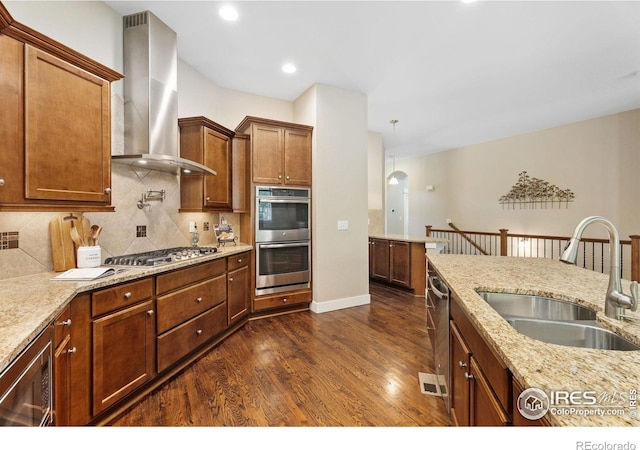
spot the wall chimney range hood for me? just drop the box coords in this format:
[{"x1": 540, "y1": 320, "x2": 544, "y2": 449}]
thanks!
[{"x1": 113, "y1": 11, "x2": 216, "y2": 176}]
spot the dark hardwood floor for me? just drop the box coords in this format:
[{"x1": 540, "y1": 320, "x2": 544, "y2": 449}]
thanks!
[{"x1": 109, "y1": 282, "x2": 451, "y2": 426}]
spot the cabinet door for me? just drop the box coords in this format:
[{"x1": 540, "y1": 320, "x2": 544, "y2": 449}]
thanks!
[
  {"x1": 370, "y1": 238, "x2": 390, "y2": 281},
  {"x1": 252, "y1": 123, "x2": 283, "y2": 184},
  {"x1": 469, "y1": 357, "x2": 510, "y2": 426},
  {"x1": 389, "y1": 241, "x2": 411, "y2": 287},
  {"x1": 232, "y1": 134, "x2": 249, "y2": 213},
  {"x1": 228, "y1": 265, "x2": 249, "y2": 325},
  {"x1": 283, "y1": 128, "x2": 311, "y2": 186},
  {"x1": 203, "y1": 127, "x2": 232, "y2": 209},
  {"x1": 92, "y1": 300, "x2": 155, "y2": 415},
  {"x1": 450, "y1": 321, "x2": 471, "y2": 426},
  {"x1": 24, "y1": 46, "x2": 111, "y2": 203}
]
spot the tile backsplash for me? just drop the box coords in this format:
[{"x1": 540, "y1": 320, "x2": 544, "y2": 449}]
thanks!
[{"x1": 0, "y1": 164, "x2": 240, "y2": 280}]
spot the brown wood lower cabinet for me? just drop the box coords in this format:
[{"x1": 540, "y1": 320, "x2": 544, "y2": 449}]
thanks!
[
  {"x1": 449, "y1": 291, "x2": 511, "y2": 426},
  {"x1": 157, "y1": 303, "x2": 227, "y2": 372},
  {"x1": 369, "y1": 237, "x2": 426, "y2": 296},
  {"x1": 47, "y1": 251, "x2": 253, "y2": 424},
  {"x1": 92, "y1": 299, "x2": 156, "y2": 415}
]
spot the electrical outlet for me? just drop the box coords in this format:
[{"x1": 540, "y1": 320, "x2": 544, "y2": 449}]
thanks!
[
  {"x1": 337, "y1": 220, "x2": 349, "y2": 231},
  {"x1": 189, "y1": 221, "x2": 196, "y2": 233},
  {"x1": 446, "y1": 218, "x2": 452, "y2": 224}
]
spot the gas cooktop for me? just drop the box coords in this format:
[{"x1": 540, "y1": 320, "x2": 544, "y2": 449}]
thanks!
[{"x1": 104, "y1": 247, "x2": 218, "y2": 267}]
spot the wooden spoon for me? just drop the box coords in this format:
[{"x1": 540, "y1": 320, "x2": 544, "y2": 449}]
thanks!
[{"x1": 90, "y1": 225, "x2": 102, "y2": 246}]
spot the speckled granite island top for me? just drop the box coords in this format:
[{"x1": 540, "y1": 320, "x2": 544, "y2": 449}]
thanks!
[
  {"x1": 0, "y1": 244, "x2": 252, "y2": 376},
  {"x1": 427, "y1": 254, "x2": 640, "y2": 427}
]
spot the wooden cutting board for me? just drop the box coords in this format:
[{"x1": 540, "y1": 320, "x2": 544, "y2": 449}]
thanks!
[{"x1": 50, "y1": 214, "x2": 81, "y2": 271}]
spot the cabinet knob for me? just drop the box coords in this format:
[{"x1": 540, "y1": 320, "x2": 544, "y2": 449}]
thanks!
[
  {"x1": 286, "y1": 175, "x2": 290, "y2": 180},
  {"x1": 196, "y1": 329, "x2": 203, "y2": 336},
  {"x1": 104, "y1": 187, "x2": 112, "y2": 194},
  {"x1": 426, "y1": 326, "x2": 434, "y2": 330},
  {"x1": 67, "y1": 347, "x2": 77, "y2": 354},
  {"x1": 147, "y1": 310, "x2": 154, "y2": 316},
  {"x1": 123, "y1": 292, "x2": 132, "y2": 300},
  {"x1": 229, "y1": 277, "x2": 234, "y2": 282},
  {"x1": 206, "y1": 197, "x2": 210, "y2": 201},
  {"x1": 389, "y1": 244, "x2": 393, "y2": 248},
  {"x1": 58, "y1": 319, "x2": 72, "y2": 327},
  {"x1": 278, "y1": 175, "x2": 282, "y2": 179},
  {"x1": 196, "y1": 297, "x2": 203, "y2": 303},
  {"x1": 238, "y1": 258, "x2": 242, "y2": 263},
  {"x1": 464, "y1": 372, "x2": 474, "y2": 380},
  {"x1": 459, "y1": 361, "x2": 467, "y2": 369},
  {"x1": 0, "y1": 178, "x2": 4, "y2": 187},
  {"x1": 283, "y1": 298, "x2": 287, "y2": 303}
]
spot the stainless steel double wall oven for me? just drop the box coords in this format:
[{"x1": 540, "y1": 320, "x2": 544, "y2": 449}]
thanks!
[{"x1": 255, "y1": 186, "x2": 311, "y2": 295}]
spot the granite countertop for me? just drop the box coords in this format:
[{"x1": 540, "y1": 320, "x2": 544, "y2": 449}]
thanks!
[
  {"x1": 0, "y1": 244, "x2": 252, "y2": 375},
  {"x1": 427, "y1": 253, "x2": 640, "y2": 427},
  {"x1": 369, "y1": 233, "x2": 449, "y2": 245}
]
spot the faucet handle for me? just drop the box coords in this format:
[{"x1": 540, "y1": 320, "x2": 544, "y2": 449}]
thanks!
[{"x1": 630, "y1": 281, "x2": 639, "y2": 312}]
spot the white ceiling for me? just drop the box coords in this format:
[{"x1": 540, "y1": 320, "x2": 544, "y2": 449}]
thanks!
[{"x1": 104, "y1": 1, "x2": 640, "y2": 159}]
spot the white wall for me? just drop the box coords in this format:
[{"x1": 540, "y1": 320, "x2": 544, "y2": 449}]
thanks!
[
  {"x1": 393, "y1": 109, "x2": 640, "y2": 241},
  {"x1": 295, "y1": 84, "x2": 370, "y2": 313}
]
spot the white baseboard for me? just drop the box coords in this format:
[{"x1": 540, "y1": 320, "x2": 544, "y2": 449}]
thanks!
[{"x1": 310, "y1": 293, "x2": 371, "y2": 314}]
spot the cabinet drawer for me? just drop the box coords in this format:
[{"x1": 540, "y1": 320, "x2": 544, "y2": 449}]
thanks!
[
  {"x1": 156, "y1": 259, "x2": 226, "y2": 295},
  {"x1": 92, "y1": 278, "x2": 153, "y2": 318},
  {"x1": 253, "y1": 290, "x2": 311, "y2": 312},
  {"x1": 157, "y1": 303, "x2": 227, "y2": 373},
  {"x1": 156, "y1": 274, "x2": 227, "y2": 334},
  {"x1": 227, "y1": 252, "x2": 249, "y2": 271}
]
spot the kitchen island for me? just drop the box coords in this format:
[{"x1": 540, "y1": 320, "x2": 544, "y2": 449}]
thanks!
[
  {"x1": 369, "y1": 234, "x2": 448, "y2": 296},
  {"x1": 427, "y1": 253, "x2": 640, "y2": 426}
]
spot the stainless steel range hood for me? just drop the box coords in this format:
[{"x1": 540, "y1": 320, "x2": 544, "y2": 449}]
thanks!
[{"x1": 113, "y1": 11, "x2": 216, "y2": 176}]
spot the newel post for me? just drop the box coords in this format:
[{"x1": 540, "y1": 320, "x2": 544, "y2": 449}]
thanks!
[
  {"x1": 499, "y1": 229, "x2": 509, "y2": 256},
  {"x1": 630, "y1": 235, "x2": 640, "y2": 282},
  {"x1": 426, "y1": 225, "x2": 432, "y2": 237}
]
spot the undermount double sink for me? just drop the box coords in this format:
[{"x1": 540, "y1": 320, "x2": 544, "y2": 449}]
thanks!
[{"x1": 477, "y1": 292, "x2": 640, "y2": 351}]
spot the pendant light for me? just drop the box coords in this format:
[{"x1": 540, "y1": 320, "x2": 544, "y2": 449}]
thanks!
[{"x1": 388, "y1": 119, "x2": 399, "y2": 185}]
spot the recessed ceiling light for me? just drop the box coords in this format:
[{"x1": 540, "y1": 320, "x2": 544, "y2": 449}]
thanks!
[
  {"x1": 282, "y1": 63, "x2": 297, "y2": 74},
  {"x1": 219, "y1": 5, "x2": 239, "y2": 21}
]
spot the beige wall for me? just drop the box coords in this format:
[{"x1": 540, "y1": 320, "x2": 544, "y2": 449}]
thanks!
[
  {"x1": 392, "y1": 109, "x2": 640, "y2": 241},
  {"x1": 295, "y1": 84, "x2": 370, "y2": 312}
]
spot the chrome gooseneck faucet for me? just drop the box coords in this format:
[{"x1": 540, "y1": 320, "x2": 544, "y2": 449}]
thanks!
[{"x1": 560, "y1": 216, "x2": 638, "y2": 320}]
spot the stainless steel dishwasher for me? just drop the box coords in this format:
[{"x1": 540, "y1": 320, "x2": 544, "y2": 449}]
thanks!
[{"x1": 428, "y1": 274, "x2": 450, "y2": 412}]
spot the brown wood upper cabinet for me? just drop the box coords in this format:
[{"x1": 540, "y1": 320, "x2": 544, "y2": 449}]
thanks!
[
  {"x1": 235, "y1": 116, "x2": 313, "y2": 187},
  {"x1": 179, "y1": 116, "x2": 235, "y2": 212},
  {"x1": 0, "y1": 6, "x2": 122, "y2": 211}
]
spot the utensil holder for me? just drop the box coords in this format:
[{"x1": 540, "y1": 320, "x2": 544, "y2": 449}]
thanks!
[{"x1": 77, "y1": 246, "x2": 101, "y2": 268}]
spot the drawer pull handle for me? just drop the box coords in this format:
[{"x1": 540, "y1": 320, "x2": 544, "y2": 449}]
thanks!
[
  {"x1": 147, "y1": 310, "x2": 154, "y2": 316},
  {"x1": 459, "y1": 361, "x2": 467, "y2": 369},
  {"x1": 196, "y1": 329, "x2": 203, "y2": 336},
  {"x1": 123, "y1": 292, "x2": 132, "y2": 300},
  {"x1": 67, "y1": 347, "x2": 77, "y2": 354},
  {"x1": 59, "y1": 319, "x2": 72, "y2": 326},
  {"x1": 196, "y1": 297, "x2": 203, "y2": 303}
]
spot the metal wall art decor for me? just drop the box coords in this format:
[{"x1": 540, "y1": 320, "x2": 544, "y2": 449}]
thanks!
[{"x1": 499, "y1": 171, "x2": 575, "y2": 209}]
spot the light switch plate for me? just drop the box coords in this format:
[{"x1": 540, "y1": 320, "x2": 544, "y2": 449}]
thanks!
[
  {"x1": 189, "y1": 221, "x2": 196, "y2": 232},
  {"x1": 337, "y1": 220, "x2": 349, "y2": 231}
]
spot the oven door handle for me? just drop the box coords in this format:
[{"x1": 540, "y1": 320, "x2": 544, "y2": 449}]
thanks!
[
  {"x1": 258, "y1": 242, "x2": 310, "y2": 249},
  {"x1": 258, "y1": 198, "x2": 310, "y2": 204}
]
